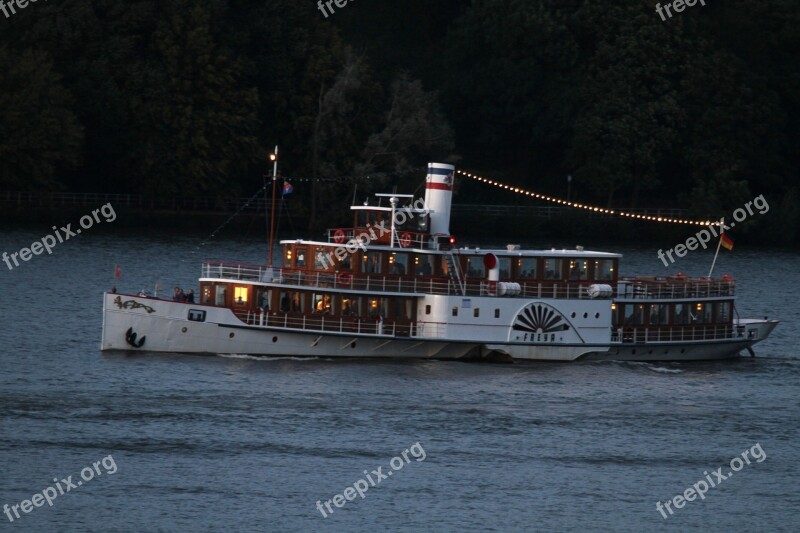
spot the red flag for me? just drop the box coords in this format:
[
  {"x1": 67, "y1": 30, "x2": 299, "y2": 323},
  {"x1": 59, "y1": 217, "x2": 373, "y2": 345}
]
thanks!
[
  {"x1": 720, "y1": 233, "x2": 734, "y2": 251},
  {"x1": 114, "y1": 264, "x2": 122, "y2": 278}
]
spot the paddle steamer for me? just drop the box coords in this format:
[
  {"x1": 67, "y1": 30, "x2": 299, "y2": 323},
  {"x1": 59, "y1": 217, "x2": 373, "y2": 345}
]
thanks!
[{"x1": 101, "y1": 163, "x2": 777, "y2": 361}]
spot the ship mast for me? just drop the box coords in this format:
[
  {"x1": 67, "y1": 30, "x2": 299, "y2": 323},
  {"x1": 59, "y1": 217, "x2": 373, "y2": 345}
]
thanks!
[{"x1": 267, "y1": 146, "x2": 279, "y2": 266}]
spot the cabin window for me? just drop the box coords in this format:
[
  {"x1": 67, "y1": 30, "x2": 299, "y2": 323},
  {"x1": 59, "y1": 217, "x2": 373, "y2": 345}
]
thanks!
[
  {"x1": 188, "y1": 309, "x2": 206, "y2": 322},
  {"x1": 425, "y1": 305, "x2": 431, "y2": 315},
  {"x1": 313, "y1": 293, "x2": 332, "y2": 314},
  {"x1": 498, "y1": 257, "x2": 512, "y2": 280},
  {"x1": 215, "y1": 285, "x2": 227, "y2": 306},
  {"x1": 415, "y1": 212, "x2": 429, "y2": 232},
  {"x1": 393, "y1": 298, "x2": 413, "y2": 320},
  {"x1": 568, "y1": 259, "x2": 588, "y2": 280},
  {"x1": 202, "y1": 286, "x2": 212, "y2": 304},
  {"x1": 341, "y1": 297, "x2": 354, "y2": 316},
  {"x1": 234, "y1": 286, "x2": 248, "y2": 304},
  {"x1": 368, "y1": 298, "x2": 387, "y2": 319},
  {"x1": 465, "y1": 257, "x2": 485, "y2": 279},
  {"x1": 284, "y1": 292, "x2": 304, "y2": 313},
  {"x1": 452, "y1": 306, "x2": 458, "y2": 317},
  {"x1": 674, "y1": 303, "x2": 692, "y2": 324},
  {"x1": 649, "y1": 304, "x2": 669, "y2": 325},
  {"x1": 390, "y1": 252, "x2": 409, "y2": 275},
  {"x1": 543, "y1": 259, "x2": 563, "y2": 280},
  {"x1": 315, "y1": 248, "x2": 333, "y2": 270},
  {"x1": 296, "y1": 248, "x2": 307, "y2": 268},
  {"x1": 415, "y1": 255, "x2": 434, "y2": 276},
  {"x1": 364, "y1": 252, "x2": 383, "y2": 274},
  {"x1": 255, "y1": 289, "x2": 271, "y2": 310},
  {"x1": 595, "y1": 260, "x2": 614, "y2": 281},
  {"x1": 495, "y1": 309, "x2": 500, "y2": 318},
  {"x1": 716, "y1": 302, "x2": 731, "y2": 323},
  {"x1": 394, "y1": 209, "x2": 414, "y2": 231},
  {"x1": 518, "y1": 258, "x2": 537, "y2": 279},
  {"x1": 473, "y1": 308, "x2": 480, "y2": 318},
  {"x1": 695, "y1": 303, "x2": 713, "y2": 324},
  {"x1": 623, "y1": 304, "x2": 644, "y2": 325}
]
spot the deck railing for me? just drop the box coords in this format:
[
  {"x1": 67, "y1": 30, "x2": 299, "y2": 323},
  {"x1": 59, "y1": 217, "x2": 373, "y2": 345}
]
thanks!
[
  {"x1": 617, "y1": 277, "x2": 735, "y2": 299},
  {"x1": 610, "y1": 324, "x2": 743, "y2": 343},
  {"x1": 201, "y1": 261, "x2": 613, "y2": 300},
  {"x1": 232, "y1": 310, "x2": 448, "y2": 338}
]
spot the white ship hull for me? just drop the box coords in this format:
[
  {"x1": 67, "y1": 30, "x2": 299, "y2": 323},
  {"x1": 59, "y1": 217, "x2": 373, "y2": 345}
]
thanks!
[{"x1": 101, "y1": 293, "x2": 777, "y2": 362}]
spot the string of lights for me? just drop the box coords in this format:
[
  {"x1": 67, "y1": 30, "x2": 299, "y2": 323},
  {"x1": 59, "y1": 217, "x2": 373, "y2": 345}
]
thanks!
[{"x1": 457, "y1": 170, "x2": 716, "y2": 226}]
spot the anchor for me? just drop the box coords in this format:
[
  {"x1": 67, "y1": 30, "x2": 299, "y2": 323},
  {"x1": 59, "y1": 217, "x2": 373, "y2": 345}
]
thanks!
[{"x1": 125, "y1": 327, "x2": 146, "y2": 348}]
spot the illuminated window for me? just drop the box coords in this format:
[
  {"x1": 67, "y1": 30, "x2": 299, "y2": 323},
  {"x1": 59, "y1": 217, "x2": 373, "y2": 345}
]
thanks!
[
  {"x1": 543, "y1": 258, "x2": 563, "y2": 280},
  {"x1": 595, "y1": 260, "x2": 614, "y2": 281},
  {"x1": 234, "y1": 286, "x2": 248, "y2": 304},
  {"x1": 569, "y1": 259, "x2": 588, "y2": 280}
]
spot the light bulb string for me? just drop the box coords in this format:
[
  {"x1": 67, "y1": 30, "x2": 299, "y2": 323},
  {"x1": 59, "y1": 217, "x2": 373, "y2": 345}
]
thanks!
[{"x1": 457, "y1": 170, "x2": 716, "y2": 226}]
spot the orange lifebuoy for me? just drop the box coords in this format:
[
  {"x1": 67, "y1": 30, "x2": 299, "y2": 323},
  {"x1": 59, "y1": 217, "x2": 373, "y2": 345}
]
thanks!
[
  {"x1": 338, "y1": 272, "x2": 352, "y2": 286},
  {"x1": 334, "y1": 229, "x2": 346, "y2": 244},
  {"x1": 400, "y1": 232, "x2": 412, "y2": 247}
]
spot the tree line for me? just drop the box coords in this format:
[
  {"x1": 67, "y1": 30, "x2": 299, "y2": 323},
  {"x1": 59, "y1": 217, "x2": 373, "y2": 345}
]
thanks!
[{"x1": 1, "y1": 0, "x2": 797, "y2": 242}]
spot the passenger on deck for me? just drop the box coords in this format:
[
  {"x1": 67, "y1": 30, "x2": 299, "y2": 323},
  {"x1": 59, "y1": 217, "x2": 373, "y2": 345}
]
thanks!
[
  {"x1": 185, "y1": 289, "x2": 195, "y2": 303},
  {"x1": 173, "y1": 287, "x2": 185, "y2": 301}
]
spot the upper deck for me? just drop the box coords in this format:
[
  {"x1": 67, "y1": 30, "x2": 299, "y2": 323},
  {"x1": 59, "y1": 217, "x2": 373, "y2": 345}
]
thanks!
[{"x1": 200, "y1": 259, "x2": 735, "y2": 301}]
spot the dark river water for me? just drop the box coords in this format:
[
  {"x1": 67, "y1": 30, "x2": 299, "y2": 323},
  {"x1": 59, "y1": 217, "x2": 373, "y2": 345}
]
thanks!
[{"x1": 1, "y1": 227, "x2": 798, "y2": 532}]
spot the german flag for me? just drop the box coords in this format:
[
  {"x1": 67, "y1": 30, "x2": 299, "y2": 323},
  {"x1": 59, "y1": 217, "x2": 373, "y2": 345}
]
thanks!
[{"x1": 720, "y1": 233, "x2": 735, "y2": 251}]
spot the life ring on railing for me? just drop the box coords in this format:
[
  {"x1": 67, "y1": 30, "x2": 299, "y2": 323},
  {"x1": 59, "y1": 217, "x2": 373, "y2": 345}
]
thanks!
[
  {"x1": 400, "y1": 232, "x2": 412, "y2": 247},
  {"x1": 338, "y1": 272, "x2": 352, "y2": 286},
  {"x1": 334, "y1": 229, "x2": 346, "y2": 244},
  {"x1": 721, "y1": 274, "x2": 732, "y2": 281}
]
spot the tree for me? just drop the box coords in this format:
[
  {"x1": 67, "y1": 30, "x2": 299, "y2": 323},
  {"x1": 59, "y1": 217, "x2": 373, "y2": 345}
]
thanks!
[
  {"x1": 0, "y1": 47, "x2": 83, "y2": 190},
  {"x1": 569, "y1": 1, "x2": 685, "y2": 208},
  {"x1": 130, "y1": 1, "x2": 260, "y2": 197},
  {"x1": 356, "y1": 74, "x2": 456, "y2": 190}
]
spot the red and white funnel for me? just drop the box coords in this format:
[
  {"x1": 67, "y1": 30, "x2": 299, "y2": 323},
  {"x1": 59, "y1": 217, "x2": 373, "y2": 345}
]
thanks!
[{"x1": 424, "y1": 163, "x2": 455, "y2": 236}]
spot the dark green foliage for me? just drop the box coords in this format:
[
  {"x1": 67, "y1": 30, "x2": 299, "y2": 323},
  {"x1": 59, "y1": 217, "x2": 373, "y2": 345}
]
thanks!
[
  {"x1": 0, "y1": 0, "x2": 797, "y2": 242},
  {"x1": 0, "y1": 47, "x2": 83, "y2": 189}
]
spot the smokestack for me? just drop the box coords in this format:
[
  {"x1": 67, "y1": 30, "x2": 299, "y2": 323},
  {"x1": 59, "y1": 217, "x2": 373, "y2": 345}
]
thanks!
[{"x1": 424, "y1": 163, "x2": 455, "y2": 236}]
